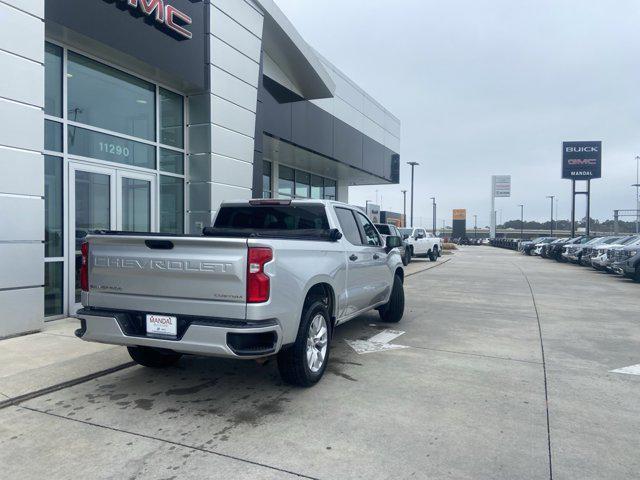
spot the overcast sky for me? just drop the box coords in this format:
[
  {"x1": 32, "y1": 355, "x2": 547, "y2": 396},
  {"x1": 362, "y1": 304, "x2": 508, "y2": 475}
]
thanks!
[{"x1": 274, "y1": 0, "x2": 640, "y2": 226}]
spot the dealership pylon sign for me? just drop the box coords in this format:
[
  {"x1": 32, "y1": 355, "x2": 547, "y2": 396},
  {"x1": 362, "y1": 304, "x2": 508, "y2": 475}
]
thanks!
[
  {"x1": 490, "y1": 175, "x2": 511, "y2": 238},
  {"x1": 563, "y1": 141, "x2": 602, "y2": 236}
]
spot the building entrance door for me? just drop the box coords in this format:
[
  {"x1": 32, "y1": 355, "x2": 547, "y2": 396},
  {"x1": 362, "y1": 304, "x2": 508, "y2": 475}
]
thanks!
[{"x1": 68, "y1": 162, "x2": 156, "y2": 313}]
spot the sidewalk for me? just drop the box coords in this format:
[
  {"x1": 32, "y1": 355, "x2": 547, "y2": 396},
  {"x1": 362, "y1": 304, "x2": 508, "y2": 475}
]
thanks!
[{"x1": 0, "y1": 318, "x2": 131, "y2": 402}]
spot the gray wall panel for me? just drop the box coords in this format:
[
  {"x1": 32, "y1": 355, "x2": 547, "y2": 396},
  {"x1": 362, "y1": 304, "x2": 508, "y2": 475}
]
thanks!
[
  {"x1": 0, "y1": 244, "x2": 43, "y2": 289},
  {"x1": 0, "y1": 148, "x2": 43, "y2": 196},
  {"x1": 0, "y1": 196, "x2": 44, "y2": 241},
  {"x1": 0, "y1": 287, "x2": 44, "y2": 337}
]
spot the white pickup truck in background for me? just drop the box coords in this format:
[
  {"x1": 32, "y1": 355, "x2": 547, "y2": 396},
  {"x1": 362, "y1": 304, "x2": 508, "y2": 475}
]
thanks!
[
  {"x1": 398, "y1": 227, "x2": 442, "y2": 261},
  {"x1": 76, "y1": 200, "x2": 405, "y2": 387}
]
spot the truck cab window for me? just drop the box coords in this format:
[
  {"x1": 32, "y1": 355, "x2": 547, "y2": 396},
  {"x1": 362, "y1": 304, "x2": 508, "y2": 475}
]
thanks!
[
  {"x1": 335, "y1": 208, "x2": 363, "y2": 245},
  {"x1": 355, "y1": 213, "x2": 382, "y2": 247}
]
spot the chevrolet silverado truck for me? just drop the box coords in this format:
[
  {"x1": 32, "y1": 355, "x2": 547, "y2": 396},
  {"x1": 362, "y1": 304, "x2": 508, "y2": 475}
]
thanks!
[
  {"x1": 398, "y1": 227, "x2": 442, "y2": 261},
  {"x1": 75, "y1": 200, "x2": 405, "y2": 387}
]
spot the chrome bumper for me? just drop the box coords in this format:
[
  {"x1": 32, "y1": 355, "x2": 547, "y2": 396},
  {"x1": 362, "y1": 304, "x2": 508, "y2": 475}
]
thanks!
[{"x1": 76, "y1": 310, "x2": 283, "y2": 359}]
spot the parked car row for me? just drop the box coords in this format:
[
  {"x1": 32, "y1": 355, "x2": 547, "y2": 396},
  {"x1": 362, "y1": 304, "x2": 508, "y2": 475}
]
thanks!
[
  {"x1": 489, "y1": 238, "x2": 520, "y2": 250},
  {"x1": 518, "y1": 234, "x2": 640, "y2": 281}
]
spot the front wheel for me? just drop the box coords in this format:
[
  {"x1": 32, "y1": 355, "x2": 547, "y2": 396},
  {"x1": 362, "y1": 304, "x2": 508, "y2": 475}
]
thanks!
[
  {"x1": 428, "y1": 249, "x2": 437, "y2": 262},
  {"x1": 277, "y1": 300, "x2": 331, "y2": 387},
  {"x1": 402, "y1": 248, "x2": 411, "y2": 266},
  {"x1": 379, "y1": 274, "x2": 405, "y2": 323},
  {"x1": 634, "y1": 266, "x2": 640, "y2": 283},
  {"x1": 127, "y1": 346, "x2": 182, "y2": 368}
]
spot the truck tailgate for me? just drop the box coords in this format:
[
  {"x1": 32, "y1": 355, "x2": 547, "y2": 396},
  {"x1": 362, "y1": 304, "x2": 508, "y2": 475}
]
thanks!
[{"x1": 85, "y1": 235, "x2": 248, "y2": 318}]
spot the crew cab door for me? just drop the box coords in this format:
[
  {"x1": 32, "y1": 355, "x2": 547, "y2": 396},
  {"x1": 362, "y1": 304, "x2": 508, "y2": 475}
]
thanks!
[
  {"x1": 334, "y1": 207, "x2": 387, "y2": 317},
  {"x1": 413, "y1": 229, "x2": 428, "y2": 254}
]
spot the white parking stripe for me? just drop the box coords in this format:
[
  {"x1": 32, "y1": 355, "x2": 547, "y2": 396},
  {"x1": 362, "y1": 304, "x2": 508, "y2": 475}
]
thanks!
[
  {"x1": 610, "y1": 364, "x2": 640, "y2": 376},
  {"x1": 346, "y1": 329, "x2": 410, "y2": 354}
]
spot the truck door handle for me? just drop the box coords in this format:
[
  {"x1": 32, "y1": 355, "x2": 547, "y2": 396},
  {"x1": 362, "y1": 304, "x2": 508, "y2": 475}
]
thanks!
[
  {"x1": 373, "y1": 254, "x2": 380, "y2": 260},
  {"x1": 349, "y1": 254, "x2": 358, "y2": 262}
]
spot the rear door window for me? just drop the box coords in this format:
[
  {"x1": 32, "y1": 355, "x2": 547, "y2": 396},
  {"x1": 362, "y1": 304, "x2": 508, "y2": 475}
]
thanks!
[{"x1": 335, "y1": 207, "x2": 363, "y2": 245}]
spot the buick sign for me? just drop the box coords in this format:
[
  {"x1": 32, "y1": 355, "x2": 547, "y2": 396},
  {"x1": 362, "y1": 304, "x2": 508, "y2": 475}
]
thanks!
[{"x1": 562, "y1": 141, "x2": 602, "y2": 180}]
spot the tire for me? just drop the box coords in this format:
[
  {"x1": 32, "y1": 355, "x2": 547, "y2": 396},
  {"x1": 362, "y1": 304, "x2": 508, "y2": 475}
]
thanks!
[
  {"x1": 127, "y1": 346, "x2": 182, "y2": 368},
  {"x1": 277, "y1": 300, "x2": 331, "y2": 387},
  {"x1": 634, "y1": 266, "x2": 640, "y2": 283},
  {"x1": 428, "y1": 249, "x2": 437, "y2": 262},
  {"x1": 402, "y1": 248, "x2": 411, "y2": 266},
  {"x1": 378, "y1": 274, "x2": 405, "y2": 323}
]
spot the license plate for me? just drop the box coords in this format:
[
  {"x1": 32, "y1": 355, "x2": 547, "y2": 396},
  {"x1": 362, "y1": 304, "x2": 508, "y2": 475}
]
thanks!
[{"x1": 146, "y1": 314, "x2": 177, "y2": 337}]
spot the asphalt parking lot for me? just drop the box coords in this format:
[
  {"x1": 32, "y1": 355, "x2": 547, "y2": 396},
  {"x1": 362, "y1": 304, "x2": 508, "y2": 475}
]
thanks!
[{"x1": 1, "y1": 247, "x2": 639, "y2": 479}]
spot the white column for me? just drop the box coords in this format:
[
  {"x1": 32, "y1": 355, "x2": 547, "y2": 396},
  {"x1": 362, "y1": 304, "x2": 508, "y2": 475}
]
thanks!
[{"x1": 0, "y1": 1, "x2": 45, "y2": 336}]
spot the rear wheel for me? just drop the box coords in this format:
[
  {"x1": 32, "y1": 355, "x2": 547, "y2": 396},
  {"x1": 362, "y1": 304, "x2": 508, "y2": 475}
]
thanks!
[
  {"x1": 378, "y1": 274, "x2": 405, "y2": 323},
  {"x1": 277, "y1": 300, "x2": 330, "y2": 387},
  {"x1": 127, "y1": 346, "x2": 182, "y2": 368}
]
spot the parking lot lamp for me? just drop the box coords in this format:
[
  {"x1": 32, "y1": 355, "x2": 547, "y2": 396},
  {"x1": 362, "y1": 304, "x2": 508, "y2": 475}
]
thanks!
[
  {"x1": 519, "y1": 204, "x2": 524, "y2": 239},
  {"x1": 401, "y1": 190, "x2": 407, "y2": 227},
  {"x1": 546, "y1": 195, "x2": 555, "y2": 236},
  {"x1": 635, "y1": 155, "x2": 640, "y2": 234},
  {"x1": 407, "y1": 162, "x2": 420, "y2": 227},
  {"x1": 430, "y1": 197, "x2": 436, "y2": 235},
  {"x1": 473, "y1": 214, "x2": 478, "y2": 238}
]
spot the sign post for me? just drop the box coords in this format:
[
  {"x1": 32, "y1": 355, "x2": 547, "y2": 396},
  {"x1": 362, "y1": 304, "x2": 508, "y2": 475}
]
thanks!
[
  {"x1": 490, "y1": 175, "x2": 511, "y2": 239},
  {"x1": 562, "y1": 141, "x2": 602, "y2": 236}
]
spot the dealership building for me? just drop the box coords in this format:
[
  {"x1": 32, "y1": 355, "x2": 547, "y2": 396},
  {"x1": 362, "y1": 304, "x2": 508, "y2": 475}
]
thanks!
[{"x1": 0, "y1": 0, "x2": 400, "y2": 337}]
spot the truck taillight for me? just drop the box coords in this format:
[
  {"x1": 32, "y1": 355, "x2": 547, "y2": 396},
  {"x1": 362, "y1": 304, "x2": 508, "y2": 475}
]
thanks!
[
  {"x1": 80, "y1": 242, "x2": 89, "y2": 292},
  {"x1": 247, "y1": 247, "x2": 272, "y2": 303}
]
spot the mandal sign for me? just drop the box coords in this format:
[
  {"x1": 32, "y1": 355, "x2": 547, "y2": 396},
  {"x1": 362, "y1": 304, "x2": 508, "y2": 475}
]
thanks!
[{"x1": 562, "y1": 141, "x2": 602, "y2": 180}]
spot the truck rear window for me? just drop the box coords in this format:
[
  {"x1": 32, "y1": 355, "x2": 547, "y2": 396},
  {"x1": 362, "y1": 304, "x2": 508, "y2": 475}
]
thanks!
[{"x1": 214, "y1": 205, "x2": 329, "y2": 230}]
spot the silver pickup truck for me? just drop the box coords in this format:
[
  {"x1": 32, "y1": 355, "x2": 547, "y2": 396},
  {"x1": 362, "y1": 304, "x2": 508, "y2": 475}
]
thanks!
[{"x1": 76, "y1": 199, "x2": 405, "y2": 387}]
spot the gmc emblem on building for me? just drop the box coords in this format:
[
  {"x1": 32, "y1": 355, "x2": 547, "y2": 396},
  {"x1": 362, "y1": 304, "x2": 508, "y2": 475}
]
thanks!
[{"x1": 117, "y1": 0, "x2": 193, "y2": 40}]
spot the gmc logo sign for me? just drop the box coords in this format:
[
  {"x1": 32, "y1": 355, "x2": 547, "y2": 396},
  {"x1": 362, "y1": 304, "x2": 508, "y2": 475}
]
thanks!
[
  {"x1": 568, "y1": 159, "x2": 597, "y2": 166},
  {"x1": 118, "y1": 0, "x2": 193, "y2": 40}
]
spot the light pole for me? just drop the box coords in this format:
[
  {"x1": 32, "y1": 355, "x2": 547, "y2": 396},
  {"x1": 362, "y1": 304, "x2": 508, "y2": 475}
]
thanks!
[
  {"x1": 407, "y1": 162, "x2": 419, "y2": 227},
  {"x1": 635, "y1": 156, "x2": 640, "y2": 234},
  {"x1": 473, "y1": 214, "x2": 478, "y2": 239},
  {"x1": 518, "y1": 204, "x2": 524, "y2": 239},
  {"x1": 546, "y1": 195, "x2": 555, "y2": 236},
  {"x1": 401, "y1": 190, "x2": 407, "y2": 227},
  {"x1": 430, "y1": 197, "x2": 436, "y2": 235}
]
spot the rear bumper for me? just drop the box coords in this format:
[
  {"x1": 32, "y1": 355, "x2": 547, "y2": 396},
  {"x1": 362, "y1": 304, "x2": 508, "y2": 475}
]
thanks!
[{"x1": 75, "y1": 309, "x2": 283, "y2": 359}]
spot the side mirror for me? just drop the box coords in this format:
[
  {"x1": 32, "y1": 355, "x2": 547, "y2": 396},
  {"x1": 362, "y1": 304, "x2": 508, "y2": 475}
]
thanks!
[
  {"x1": 386, "y1": 235, "x2": 402, "y2": 252},
  {"x1": 402, "y1": 234, "x2": 409, "y2": 240},
  {"x1": 416, "y1": 234, "x2": 424, "y2": 239}
]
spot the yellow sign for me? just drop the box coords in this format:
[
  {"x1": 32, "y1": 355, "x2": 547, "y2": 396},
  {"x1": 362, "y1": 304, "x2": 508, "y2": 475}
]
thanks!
[{"x1": 453, "y1": 209, "x2": 467, "y2": 220}]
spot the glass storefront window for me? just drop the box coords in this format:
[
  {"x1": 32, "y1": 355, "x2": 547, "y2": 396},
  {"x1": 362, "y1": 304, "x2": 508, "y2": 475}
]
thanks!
[
  {"x1": 295, "y1": 170, "x2": 310, "y2": 198},
  {"x1": 45, "y1": 120, "x2": 63, "y2": 152},
  {"x1": 160, "y1": 176, "x2": 184, "y2": 234},
  {"x1": 160, "y1": 88, "x2": 184, "y2": 148},
  {"x1": 45, "y1": 42, "x2": 62, "y2": 117},
  {"x1": 68, "y1": 126, "x2": 155, "y2": 169},
  {"x1": 278, "y1": 165, "x2": 294, "y2": 198},
  {"x1": 121, "y1": 178, "x2": 151, "y2": 232},
  {"x1": 324, "y1": 179, "x2": 336, "y2": 200},
  {"x1": 310, "y1": 175, "x2": 324, "y2": 199},
  {"x1": 263, "y1": 161, "x2": 272, "y2": 198},
  {"x1": 45, "y1": 262, "x2": 64, "y2": 317},
  {"x1": 45, "y1": 156, "x2": 63, "y2": 258},
  {"x1": 159, "y1": 148, "x2": 184, "y2": 174},
  {"x1": 67, "y1": 52, "x2": 155, "y2": 141}
]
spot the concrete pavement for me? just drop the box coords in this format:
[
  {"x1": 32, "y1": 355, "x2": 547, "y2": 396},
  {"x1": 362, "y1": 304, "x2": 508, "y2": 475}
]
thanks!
[{"x1": 0, "y1": 247, "x2": 638, "y2": 479}]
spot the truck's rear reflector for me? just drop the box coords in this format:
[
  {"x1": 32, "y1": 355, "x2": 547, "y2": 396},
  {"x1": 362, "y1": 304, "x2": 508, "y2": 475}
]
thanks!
[
  {"x1": 247, "y1": 247, "x2": 272, "y2": 303},
  {"x1": 80, "y1": 242, "x2": 89, "y2": 292}
]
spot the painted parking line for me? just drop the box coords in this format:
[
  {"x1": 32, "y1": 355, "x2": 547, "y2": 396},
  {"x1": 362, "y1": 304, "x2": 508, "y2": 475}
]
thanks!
[
  {"x1": 346, "y1": 329, "x2": 410, "y2": 354},
  {"x1": 610, "y1": 364, "x2": 640, "y2": 376}
]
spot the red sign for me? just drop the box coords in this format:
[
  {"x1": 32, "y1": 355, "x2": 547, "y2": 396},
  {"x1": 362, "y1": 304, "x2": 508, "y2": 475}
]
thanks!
[{"x1": 121, "y1": 0, "x2": 193, "y2": 40}]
